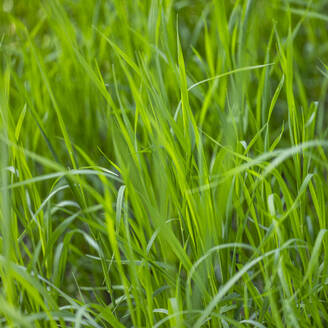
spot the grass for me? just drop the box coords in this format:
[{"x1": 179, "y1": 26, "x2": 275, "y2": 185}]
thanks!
[{"x1": 1, "y1": 0, "x2": 328, "y2": 327}]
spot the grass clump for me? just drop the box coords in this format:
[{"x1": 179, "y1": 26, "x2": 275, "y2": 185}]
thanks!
[{"x1": 1, "y1": 0, "x2": 328, "y2": 327}]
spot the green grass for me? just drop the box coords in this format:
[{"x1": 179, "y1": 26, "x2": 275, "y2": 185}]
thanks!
[{"x1": 1, "y1": 0, "x2": 328, "y2": 327}]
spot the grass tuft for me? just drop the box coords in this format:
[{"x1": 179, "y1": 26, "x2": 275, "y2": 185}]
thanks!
[{"x1": 1, "y1": 0, "x2": 328, "y2": 327}]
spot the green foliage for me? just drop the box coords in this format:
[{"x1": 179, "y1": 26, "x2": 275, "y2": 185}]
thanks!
[{"x1": 1, "y1": 0, "x2": 328, "y2": 326}]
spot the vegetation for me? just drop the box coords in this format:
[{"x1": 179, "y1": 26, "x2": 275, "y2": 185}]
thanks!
[{"x1": 1, "y1": 0, "x2": 328, "y2": 326}]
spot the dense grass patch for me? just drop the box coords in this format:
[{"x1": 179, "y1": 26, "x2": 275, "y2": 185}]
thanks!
[{"x1": 1, "y1": 0, "x2": 328, "y2": 327}]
